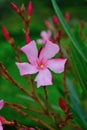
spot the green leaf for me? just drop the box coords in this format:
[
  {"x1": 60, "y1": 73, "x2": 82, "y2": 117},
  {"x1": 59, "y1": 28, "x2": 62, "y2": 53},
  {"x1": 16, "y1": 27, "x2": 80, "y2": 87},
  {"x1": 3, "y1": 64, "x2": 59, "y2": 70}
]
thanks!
[
  {"x1": 66, "y1": 77, "x2": 87, "y2": 129},
  {"x1": 69, "y1": 43, "x2": 87, "y2": 93},
  {"x1": 66, "y1": 77, "x2": 79, "y2": 102},
  {"x1": 70, "y1": 96, "x2": 87, "y2": 129},
  {"x1": 51, "y1": 0, "x2": 87, "y2": 63}
]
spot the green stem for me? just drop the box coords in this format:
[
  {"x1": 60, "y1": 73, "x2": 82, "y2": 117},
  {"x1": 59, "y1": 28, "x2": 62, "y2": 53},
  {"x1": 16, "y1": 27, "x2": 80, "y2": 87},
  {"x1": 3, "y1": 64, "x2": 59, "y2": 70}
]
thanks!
[{"x1": 43, "y1": 86, "x2": 49, "y2": 113}]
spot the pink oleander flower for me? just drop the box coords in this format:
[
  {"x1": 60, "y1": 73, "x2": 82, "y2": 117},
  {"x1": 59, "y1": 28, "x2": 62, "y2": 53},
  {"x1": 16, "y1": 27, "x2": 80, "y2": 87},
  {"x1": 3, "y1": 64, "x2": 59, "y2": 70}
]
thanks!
[
  {"x1": 16, "y1": 40, "x2": 67, "y2": 88},
  {"x1": 37, "y1": 30, "x2": 52, "y2": 44}
]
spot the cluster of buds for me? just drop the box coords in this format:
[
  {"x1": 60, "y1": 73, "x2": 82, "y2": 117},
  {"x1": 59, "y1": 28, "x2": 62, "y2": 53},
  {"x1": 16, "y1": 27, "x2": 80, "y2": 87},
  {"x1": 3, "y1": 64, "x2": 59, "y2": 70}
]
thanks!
[
  {"x1": 8, "y1": 1, "x2": 32, "y2": 44},
  {"x1": 11, "y1": 1, "x2": 32, "y2": 44},
  {"x1": 10, "y1": 1, "x2": 32, "y2": 17},
  {"x1": 2, "y1": 1, "x2": 33, "y2": 61},
  {"x1": 44, "y1": 12, "x2": 70, "y2": 44}
]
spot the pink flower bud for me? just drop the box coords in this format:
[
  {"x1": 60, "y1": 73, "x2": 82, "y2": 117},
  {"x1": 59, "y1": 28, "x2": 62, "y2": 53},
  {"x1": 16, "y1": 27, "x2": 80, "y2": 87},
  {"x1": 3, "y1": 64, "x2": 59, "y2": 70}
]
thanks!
[
  {"x1": 59, "y1": 98, "x2": 67, "y2": 111},
  {"x1": 52, "y1": 15, "x2": 59, "y2": 25},
  {"x1": 65, "y1": 12, "x2": 70, "y2": 22},
  {"x1": 10, "y1": 2, "x2": 19, "y2": 12},
  {"x1": 2, "y1": 26, "x2": 11, "y2": 41},
  {"x1": 28, "y1": 1, "x2": 32, "y2": 17},
  {"x1": 25, "y1": 32, "x2": 31, "y2": 44},
  {"x1": 44, "y1": 20, "x2": 51, "y2": 29}
]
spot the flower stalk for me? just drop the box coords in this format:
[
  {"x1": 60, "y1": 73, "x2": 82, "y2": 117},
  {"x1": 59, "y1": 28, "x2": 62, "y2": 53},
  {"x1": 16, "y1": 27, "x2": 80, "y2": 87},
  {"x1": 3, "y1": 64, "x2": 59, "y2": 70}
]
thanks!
[
  {"x1": 6, "y1": 103, "x2": 55, "y2": 130},
  {"x1": 43, "y1": 86, "x2": 49, "y2": 113}
]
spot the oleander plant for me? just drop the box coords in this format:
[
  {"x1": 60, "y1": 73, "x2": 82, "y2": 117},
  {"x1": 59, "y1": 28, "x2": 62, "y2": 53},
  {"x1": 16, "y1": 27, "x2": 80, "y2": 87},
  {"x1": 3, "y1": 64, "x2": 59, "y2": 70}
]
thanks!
[{"x1": 0, "y1": 0, "x2": 87, "y2": 130}]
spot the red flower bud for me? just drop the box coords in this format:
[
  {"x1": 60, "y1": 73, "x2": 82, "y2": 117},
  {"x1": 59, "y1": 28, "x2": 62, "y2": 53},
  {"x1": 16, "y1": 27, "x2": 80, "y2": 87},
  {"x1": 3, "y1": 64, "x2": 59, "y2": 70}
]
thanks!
[
  {"x1": 52, "y1": 15, "x2": 59, "y2": 25},
  {"x1": 2, "y1": 26, "x2": 11, "y2": 41},
  {"x1": 28, "y1": 1, "x2": 32, "y2": 17},
  {"x1": 65, "y1": 12, "x2": 70, "y2": 22},
  {"x1": 25, "y1": 32, "x2": 31, "y2": 44},
  {"x1": 58, "y1": 30, "x2": 62, "y2": 37},
  {"x1": 53, "y1": 36, "x2": 58, "y2": 43},
  {"x1": 10, "y1": 2, "x2": 19, "y2": 12},
  {"x1": 45, "y1": 20, "x2": 51, "y2": 29},
  {"x1": 59, "y1": 98, "x2": 67, "y2": 111}
]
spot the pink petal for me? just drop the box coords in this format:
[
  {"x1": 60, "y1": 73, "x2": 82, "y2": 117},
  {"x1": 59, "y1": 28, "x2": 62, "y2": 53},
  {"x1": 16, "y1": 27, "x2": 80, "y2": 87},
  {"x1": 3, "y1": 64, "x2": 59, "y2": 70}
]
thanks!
[
  {"x1": 16, "y1": 62, "x2": 38, "y2": 76},
  {"x1": 0, "y1": 122, "x2": 3, "y2": 130},
  {"x1": 37, "y1": 39, "x2": 44, "y2": 44},
  {"x1": 47, "y1": 30, "x2": 52, "y2": 38},
  {"x1": 41, "y1": 30, "x2": 51, "y2": 40},
  {"x1": 41, "y1": 31, "x2": 47, "y2": 39},
  {"x1": 47, "y1": 58, "x2": 67, "y2": 73},
  {"x1": 21, "y1": 41, "x2": 38, "y2": 64},
  {"x1": 35, "y1": 69, "x2": 52, "y2": 88},
  {"x1": 39, "y1": 40, "x2": 60, "y2": 60},
  {"x1": 0, "y1": 121, "x2": 2, "y2": 125},
  {"x1": 0, "y1": 100, "x2": 4, "y2": 110}
]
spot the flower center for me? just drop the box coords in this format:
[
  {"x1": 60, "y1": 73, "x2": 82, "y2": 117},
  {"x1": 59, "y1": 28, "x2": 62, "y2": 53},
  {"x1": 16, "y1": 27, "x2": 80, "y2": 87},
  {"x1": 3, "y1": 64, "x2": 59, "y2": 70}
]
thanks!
[{"x1": 36, "y1": 58, "x2": 47, "y2": 70}]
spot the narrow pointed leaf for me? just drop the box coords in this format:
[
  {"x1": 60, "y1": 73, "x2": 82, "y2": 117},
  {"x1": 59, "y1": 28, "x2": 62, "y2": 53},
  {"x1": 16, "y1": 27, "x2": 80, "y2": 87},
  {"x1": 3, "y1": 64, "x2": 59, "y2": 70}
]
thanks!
[
  {"x1": 51, "y1": 0, "x2": 87, "y2": 63},
  {"x1": 66, "y1": 77, "x2": 87, "y2": 129}
]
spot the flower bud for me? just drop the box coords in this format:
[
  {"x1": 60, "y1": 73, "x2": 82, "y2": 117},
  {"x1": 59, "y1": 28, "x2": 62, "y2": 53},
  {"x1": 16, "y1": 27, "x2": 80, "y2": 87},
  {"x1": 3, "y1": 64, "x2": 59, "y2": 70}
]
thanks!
[
  {"x1": 28, "y1": 1, "x2": 32, "y2": 17},
  {"x1": 44, "y1": 20, "x2": 51, "y2": 29},
  {"x1": 10, "y1": 2, "x2": 19, "y2": 12},
  {"x1": 52, "y1": 15, "x2": 59, "y2": 25},
  {"x1": 59, "y1": 98, "x2": 67, "y2": 111},
  {"x1": 58, "y1": 30, "x2": 62, "y2": 37},
  {"x1": 53, "y1": 36, "x2": 58, "y2": 43},
  {"x1": 2, "y1": 26, "x2": 11, "y2": 41},
  {"x1": 65, "y1": 12, "x2": 70, "y2": 22}
]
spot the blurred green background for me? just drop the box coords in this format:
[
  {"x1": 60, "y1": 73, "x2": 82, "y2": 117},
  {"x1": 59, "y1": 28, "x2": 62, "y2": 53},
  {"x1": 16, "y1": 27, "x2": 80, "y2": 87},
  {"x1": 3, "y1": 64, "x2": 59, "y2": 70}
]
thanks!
[{"x1": 0, "y1": 0, "x2": 87, "y2": 129}]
